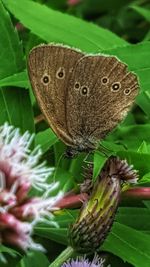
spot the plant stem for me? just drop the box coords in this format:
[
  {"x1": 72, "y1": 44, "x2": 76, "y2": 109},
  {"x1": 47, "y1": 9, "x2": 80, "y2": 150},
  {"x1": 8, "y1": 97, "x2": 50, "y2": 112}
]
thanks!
[
  {"x1": 122, "y1": 187, "x2": 150, "y2": 200},
  {"x1": 55, "y1": 187, "x2": 150, "y2": 209},
  {"x1": 56, "y1": 192, "x2": 88, "y2": 209},
  {"x1": 49, "y1": 246, "x2": 75, "y2": 267}
]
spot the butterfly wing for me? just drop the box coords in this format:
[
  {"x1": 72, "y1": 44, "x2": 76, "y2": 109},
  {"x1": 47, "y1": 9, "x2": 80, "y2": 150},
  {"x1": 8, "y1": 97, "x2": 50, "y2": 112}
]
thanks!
[
  {"x1": 66, "y1": 55, "x2": 139, "y2": 149},
  {"x1": 28, "y1": 44, "x2": 84, "y2": 146}
]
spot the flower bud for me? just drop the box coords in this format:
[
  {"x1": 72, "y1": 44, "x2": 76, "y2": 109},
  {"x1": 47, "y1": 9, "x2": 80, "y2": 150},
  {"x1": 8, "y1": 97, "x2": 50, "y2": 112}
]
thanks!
[{"x1": 69, "y1": 156, "x2": 138, "y2": 253}]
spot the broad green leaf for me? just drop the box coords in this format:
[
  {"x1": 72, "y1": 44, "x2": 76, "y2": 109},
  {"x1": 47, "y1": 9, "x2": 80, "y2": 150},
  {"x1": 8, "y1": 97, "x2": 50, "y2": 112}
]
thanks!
[
  {"x1": 0, "y1": 2, "x2": 34, "y2": 132},
  {"x1": 137, "y1": 91, "x2": 150, "y2": 117},
  {"x1": 0, "y1": 1, "x2": 24, "y2": 79},
  {"x1": 0, "y1": 71, "x2": 29, "y2": 88},
  {"x1": 101, "y1": 139, "x2": 126, "y2": 152},
  {"x1": 35, "y1": 227, "x2": 68, "y2": 246},
  {"x1": 144, "y1": 29, "x2": 150, "y2": 41},
  {"x1": 20, "y1": 251, "x2": 49, "y2": 267},
  {"x1": 54, "y1": 210, "x2": 78, "y2": 227},
  {"x1": 102, "y1": 222, "x2": 150, "y2": 267},
  {"x1": 136, "y1": 69, "x2": 150, "y2": 93},
  {"x1": 103, "y1": 42, "x2": 150, "y2": 92},
  {"x1": 3, "y1": 0, "x2": 127, "y2": 53},
  {"x1": 93, "y1": 151, "x2": 108, "y2": 180},
  {"x1": 50, "y1": 167, "x2": 75, "y2": 193},
  {"x1": 131, "y1": 5, "x2": 150, "y2": 22},
  {"x1": 116, "y1": 207, "x2": 150, "y2": 231},
  {"x1": 35, "y1": 210, "x2": 78, "y2": 245},
  {"x1": 104, "y1": 42, "x2": 150, "y2": 72},
  {"x1": 144, "y1": 201, "x2": 150, "y2": 210},
  {"x1": 35, "y1": 128, "x2": 58, "y2": 153},
  {"x1": 106, "y1": 124, "x2": 150, "y2": 151},
  {"x1": 0, "y1": 87, "x2": 34, "y2": 133}
]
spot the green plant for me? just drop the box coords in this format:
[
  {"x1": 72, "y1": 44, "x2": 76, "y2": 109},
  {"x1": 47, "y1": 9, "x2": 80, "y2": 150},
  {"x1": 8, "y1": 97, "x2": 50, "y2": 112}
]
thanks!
[{"x1": 0, "y1": 0, "x2": 150, "y2": 266}]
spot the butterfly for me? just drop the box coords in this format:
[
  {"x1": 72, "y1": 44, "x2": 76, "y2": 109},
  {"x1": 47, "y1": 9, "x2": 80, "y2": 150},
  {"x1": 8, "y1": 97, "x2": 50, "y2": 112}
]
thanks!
[{"x1": 27, "y1": 44, "x2": 139, "y2": 157}]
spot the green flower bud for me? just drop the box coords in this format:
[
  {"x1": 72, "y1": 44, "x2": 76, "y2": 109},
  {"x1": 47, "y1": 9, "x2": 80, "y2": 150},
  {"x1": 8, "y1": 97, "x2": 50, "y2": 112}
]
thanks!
[{"x1": 69, "y1": 157, "x2": 138, "y2": 253}]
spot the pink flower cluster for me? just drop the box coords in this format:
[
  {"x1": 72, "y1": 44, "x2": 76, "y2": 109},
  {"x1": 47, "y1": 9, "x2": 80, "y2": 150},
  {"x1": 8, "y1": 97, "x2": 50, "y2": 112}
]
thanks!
[{"x1": 0, "y1": 123, "x2": 63, "y2": 251}]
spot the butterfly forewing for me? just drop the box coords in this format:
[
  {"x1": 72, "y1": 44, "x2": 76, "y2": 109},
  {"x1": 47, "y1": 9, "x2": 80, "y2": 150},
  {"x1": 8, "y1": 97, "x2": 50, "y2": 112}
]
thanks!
[{"x1": 28, "y1": 44, "x2": 84, "y2": 145}]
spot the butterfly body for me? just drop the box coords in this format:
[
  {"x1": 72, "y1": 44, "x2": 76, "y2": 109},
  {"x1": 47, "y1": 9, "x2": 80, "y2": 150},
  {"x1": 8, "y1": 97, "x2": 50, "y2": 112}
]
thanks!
[{"x1": 28, "y1": 44, "x2": 139, "y2": 156}]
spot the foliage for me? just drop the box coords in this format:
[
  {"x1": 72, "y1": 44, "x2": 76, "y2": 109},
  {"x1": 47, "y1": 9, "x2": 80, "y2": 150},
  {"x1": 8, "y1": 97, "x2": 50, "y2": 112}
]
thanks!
[{"x1": 0, "y1": 0, "x2": 150, "y2": 266}]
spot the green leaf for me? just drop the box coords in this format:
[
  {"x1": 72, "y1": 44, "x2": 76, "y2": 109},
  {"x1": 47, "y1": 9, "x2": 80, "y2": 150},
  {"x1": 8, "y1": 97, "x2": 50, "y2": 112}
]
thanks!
[
  {"x1": 137, "y1": 91, "x2": 150, "y2": 117},
  {"x1": 35, "y1": 128, "x2": 58, "y2": 153},
  {"x1": 131, "y1": 5, "x2": 150, "y2": 22},
  {"x1": 102, "y1": 222, "x2": 150, "y2": 267},
  {"x1": 3, "y1": 0, "x2": 126, "y2": 53},
  {"x1": 0, "y1": 2, "x2": 34, "y2": 132},
  {"x1": 144, "y1": 29, "x2": 150, "y2": 41},
  {"x1": 0, "y1": 71, "x2": 29, "y2": 88},
  {"x1": 93, "y1": 151, "x2": 107, "y2": 180},
  {"x1": 116, "y1": 207, "x2": 150, "y2": 231},
  {"x1": 107, "y1": 124, "x2": 150, "y2": 151},
  {"x1": 0, "y1": 245, "x2": 19, "y2": 257},
  {"x1": 68, "y1": 152, "x2": 88, "y2": 182},
  {"x1": 144, "y1": 201, "x2": 150, "y2": 210},
  {"x1": 20, "y1": 251, "x2": 49, "y2": 267},
  {"x1": 0, "y1": 245, "x2": 21, "y2": 267},
  {"x1": 137, "y1": 141, "x2": 149, "y2": 153},
  {"x1": 0, "y1": 87, "x2": 34, "y2": 132},
  {"x1": 35, "y1": 210, "x2": 78, "y2": 245},
  {"x1": 54, "y1": 210, "x2": 78, "y2": 228},
  {"x1": 35, "y1": 227, "x2": 68, "y2": 246},
  {"x1": 103, "y1": 42, "x2": 150, "y2": 92},
  {"x1": 0, "y1": 1, "x2": 24, "y2": 79},
  {"x1": 51, "y1": 167, "x2": 75, "y2": 193},
  {"x1": 139, "y1": 172, "x2": 150, "y2": 184}
]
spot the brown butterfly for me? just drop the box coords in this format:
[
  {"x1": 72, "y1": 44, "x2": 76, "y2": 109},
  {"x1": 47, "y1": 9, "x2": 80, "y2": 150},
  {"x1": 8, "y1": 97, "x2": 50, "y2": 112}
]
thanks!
[{"x1": 27, "y1": 44, "x2": 139, "y2": 157}]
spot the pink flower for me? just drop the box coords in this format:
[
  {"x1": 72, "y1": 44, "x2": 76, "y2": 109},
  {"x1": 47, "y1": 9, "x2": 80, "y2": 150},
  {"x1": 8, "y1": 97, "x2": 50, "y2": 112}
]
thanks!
[{"x1": 0, "y1": 123, "x2": 63, "y2": 251}]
